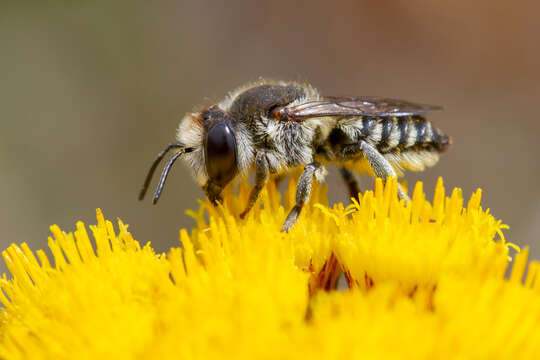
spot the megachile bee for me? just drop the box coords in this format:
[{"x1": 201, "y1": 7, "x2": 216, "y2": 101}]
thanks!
[{"x1": 139, "y1": 80, "x2": 450, "y2": 231}]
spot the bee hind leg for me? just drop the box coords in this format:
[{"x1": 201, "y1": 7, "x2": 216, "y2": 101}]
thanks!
[
  {"x1": 339, "y1": 167, "x2": 362, "y2": 201},
  {"x1": 281, "y1": 162, "x2": 323, "y2": 232},
  {"x1": 271, "y1": 173, "x2": 287, "y2": 187},
  {"x1": 358, "y1": 141, "x2": 409, "y2": 202},
  {"x1": 240, "y1": 150, "x2": 269, "y2": 219}
]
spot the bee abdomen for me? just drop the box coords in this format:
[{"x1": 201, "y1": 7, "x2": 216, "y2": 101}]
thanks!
[{"x1": 373, "y1": 116, "x2": 450, "y2": 153}]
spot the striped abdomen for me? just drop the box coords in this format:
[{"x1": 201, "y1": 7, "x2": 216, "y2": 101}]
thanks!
[{"x1": 361, "y1": 116, "x2": 450, "y2": 154}]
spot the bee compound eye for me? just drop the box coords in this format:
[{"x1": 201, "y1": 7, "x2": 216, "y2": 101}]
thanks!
[{"x1": 205, "y1": 122, "x2": 237, "y2": 186}]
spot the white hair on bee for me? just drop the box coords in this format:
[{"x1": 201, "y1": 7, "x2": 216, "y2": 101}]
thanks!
[
  {"x1": 232, "y1": 119, "x2": 255, "y2": 177},
  {"x1": 405, "y1": 125, "x2": 418, "y2": 148},
  {"x1": 385, "y1": 150, "x2": 440, "y2": 176},
  {"x1": 263, "y1": 119, "x2": 317, "y2": 172},
  {"x1": 368, "y1": 122, "x2": 383, "y2": 145},
  {"x1": 176, "y1": 113, "x2": 207, "y2": 185},
  {"x1": 336, "y1": 117, "x2": 364, "y2": 142},
  {"x1": 424, "y1": 122, "x2": 434, "y2": 143},
  {"x1": 314, "y1": 164, "x2": 328, "y2": 183},
  {"x1": 385, "y1": 120, "x2": 401, "y2": 150}
]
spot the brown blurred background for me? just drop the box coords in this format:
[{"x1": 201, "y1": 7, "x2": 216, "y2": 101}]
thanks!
[{"x1": 1, "y1": 1, "x2": 539, "y2": 273}]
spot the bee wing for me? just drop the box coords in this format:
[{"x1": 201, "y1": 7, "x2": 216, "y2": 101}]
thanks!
[{"x1": 275, "y1": 96, "x2": 442, "y2": 121}]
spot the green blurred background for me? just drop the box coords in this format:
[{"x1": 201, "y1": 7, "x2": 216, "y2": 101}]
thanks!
[{"x1": 2, "y1": 1, "x2": 539, "y2": 272}]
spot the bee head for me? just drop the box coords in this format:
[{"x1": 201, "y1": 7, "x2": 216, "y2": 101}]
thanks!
[{"x1": 175, "y1": 105, "x2": 241, "y2": 204}]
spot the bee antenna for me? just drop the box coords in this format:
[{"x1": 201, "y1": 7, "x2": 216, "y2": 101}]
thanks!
[
  {"x1": 139, "y1": 142, "x2": 184, "y2": 201},
  {"x1": 152, "y1": 148, "x2": 188, "y2": 205}
]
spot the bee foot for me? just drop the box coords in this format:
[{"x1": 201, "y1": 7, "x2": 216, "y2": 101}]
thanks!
[
  {"x1": 281, "y1": 205, "x2": 302, "y2": 232},
  {"x1": 239, "y1": 209, "x2": 249, "y2": 219},
  {"x1": 397, "y1": 183, "x2": 410, "y2": 204}
]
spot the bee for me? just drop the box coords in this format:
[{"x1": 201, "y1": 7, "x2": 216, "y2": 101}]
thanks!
[{"x1": 139, "y1": 80, "x2": 451, "y2": 231}]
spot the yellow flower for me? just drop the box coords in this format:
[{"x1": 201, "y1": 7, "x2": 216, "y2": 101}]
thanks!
[{"x1": 0, "y1": 177, "x2": 539, "y2": 359}]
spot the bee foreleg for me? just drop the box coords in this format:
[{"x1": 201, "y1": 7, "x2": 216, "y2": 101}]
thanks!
[
  {"x1": 339, "y1": 167, "x2": 362, "y2": 201},
  {"x1": 281, "y1": 162, "x2": 322, "y2": 232},
  {"x1": 240, "y1": 150, "x2": 269, "y2": 219},
  {"x1": 360, "y1": 141, "x2": 409, "y2": 202}
]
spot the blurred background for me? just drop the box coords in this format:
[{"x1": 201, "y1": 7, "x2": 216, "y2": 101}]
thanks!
[{"x1": 2, "y1": 1, "x2": 539, "y2": 273}]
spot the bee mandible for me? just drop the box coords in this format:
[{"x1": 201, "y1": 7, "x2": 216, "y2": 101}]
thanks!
[{"x1": 139, "y1": 80, "x2": 451, "y2": 231}]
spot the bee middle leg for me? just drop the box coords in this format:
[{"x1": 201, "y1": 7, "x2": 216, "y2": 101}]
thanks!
[
  {"x1": 281, "y1": 162, "x2": 322, "y2": 232},
  {"x1": 240, "y1": 150, "x2": 269, "y2": 219},
  {"x1": 342, "y1": 141, "x2": 409, "y2": 201}
]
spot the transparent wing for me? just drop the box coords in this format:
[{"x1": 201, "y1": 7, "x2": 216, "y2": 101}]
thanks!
[{"x1": 274, "y1": 96, "x2": 442, "y2": 121}]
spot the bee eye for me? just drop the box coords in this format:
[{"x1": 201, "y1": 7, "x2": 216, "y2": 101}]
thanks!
[{"x1": 205, "y1": 122, "x2": 237, "y2": 186}]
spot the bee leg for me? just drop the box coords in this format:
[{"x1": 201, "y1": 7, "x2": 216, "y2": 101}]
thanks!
[
  {"x1": 360, "y1": 141, "x2": 410, "y2": 202},
  {"x1": 339, "y1": 167, "x2": 362, "y2": 201},
  {"x1": 281, "y1": 162, "x2": 322, "y2": 232},
  {"x1": 272, "y1": 173, "x2": 287, "y2": 187},
  {"x1": 203, "y1": 181, "x2": 224, "y2": 205},
  {"x1": 240, "y1": 151, "x2": 269, "y2": 219}
]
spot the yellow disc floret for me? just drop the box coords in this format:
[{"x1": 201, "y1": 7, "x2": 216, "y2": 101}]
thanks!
[{"x1": 0, "y1": 178, "x2": 538, "y2": 359}]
